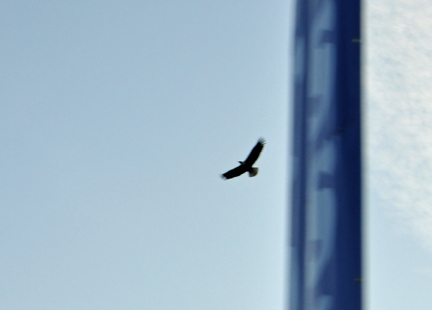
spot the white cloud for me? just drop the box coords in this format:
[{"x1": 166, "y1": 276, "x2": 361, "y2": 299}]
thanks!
[{"x1": 366, "y1": 0, "x2": 432, "y2": 251}]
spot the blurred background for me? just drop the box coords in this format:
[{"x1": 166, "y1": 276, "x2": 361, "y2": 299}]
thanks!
[{"x1": 1, "y1": 1, "x2": 431, "y2": 309}]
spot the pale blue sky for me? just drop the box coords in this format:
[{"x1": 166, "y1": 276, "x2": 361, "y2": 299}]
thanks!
[
  {"x1": 366, "y1": 0, "x2": 432, "y2": 308},
  {"x1": 1, "y1": 1, "x2": 290, "y2": 309},
  {"x1": 1, "y1": 1, "x2": 432, "y2": 310}
]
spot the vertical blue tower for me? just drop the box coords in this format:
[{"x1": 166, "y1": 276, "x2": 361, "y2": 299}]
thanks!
[{"x1": 290, "y1": 0, "x2": 362, "y2": 309}]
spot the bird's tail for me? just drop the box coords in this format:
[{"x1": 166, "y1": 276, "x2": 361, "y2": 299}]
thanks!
[{"x1": 248, "y1": 167, "x2": 258, "y2": 177}]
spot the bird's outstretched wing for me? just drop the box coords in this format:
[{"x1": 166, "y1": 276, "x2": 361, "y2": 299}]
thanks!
[
  {"x1": 221, "y1": 165, "x2": 247, "y2": 180},
  {"x1": 243, "y1": 138, "x2": 265, "y2": 166}
]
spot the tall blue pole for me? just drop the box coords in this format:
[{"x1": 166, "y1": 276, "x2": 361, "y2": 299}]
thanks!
[{"x1": 289, "y1": 0, "x2": 362, "y2": 309}]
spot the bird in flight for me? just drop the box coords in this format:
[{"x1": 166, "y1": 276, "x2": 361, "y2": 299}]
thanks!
[{"x1": 221, "y1": 138, "x2": 266, "y2": 180}]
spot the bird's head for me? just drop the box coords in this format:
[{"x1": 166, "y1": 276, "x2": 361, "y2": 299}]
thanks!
[{"x1": 238, "y1": 161, "x2": 244, "y2": 165}]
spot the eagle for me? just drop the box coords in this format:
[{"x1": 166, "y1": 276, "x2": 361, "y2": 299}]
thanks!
[{"x1": 221, "y1": 138, "x2": 266, "y2": 180}]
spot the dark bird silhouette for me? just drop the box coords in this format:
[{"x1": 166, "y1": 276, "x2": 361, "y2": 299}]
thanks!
[{"x1": 221, "y1": 138, "x2": 266, "y2": 180}]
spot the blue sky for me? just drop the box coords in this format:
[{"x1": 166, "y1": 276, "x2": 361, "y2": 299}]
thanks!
[
  {"x1": 1, "y1": 1, "x2": 290, "y2": 309},
  {"x1": 1, "y1": 1, "x2": 432, "y2": 309}
]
